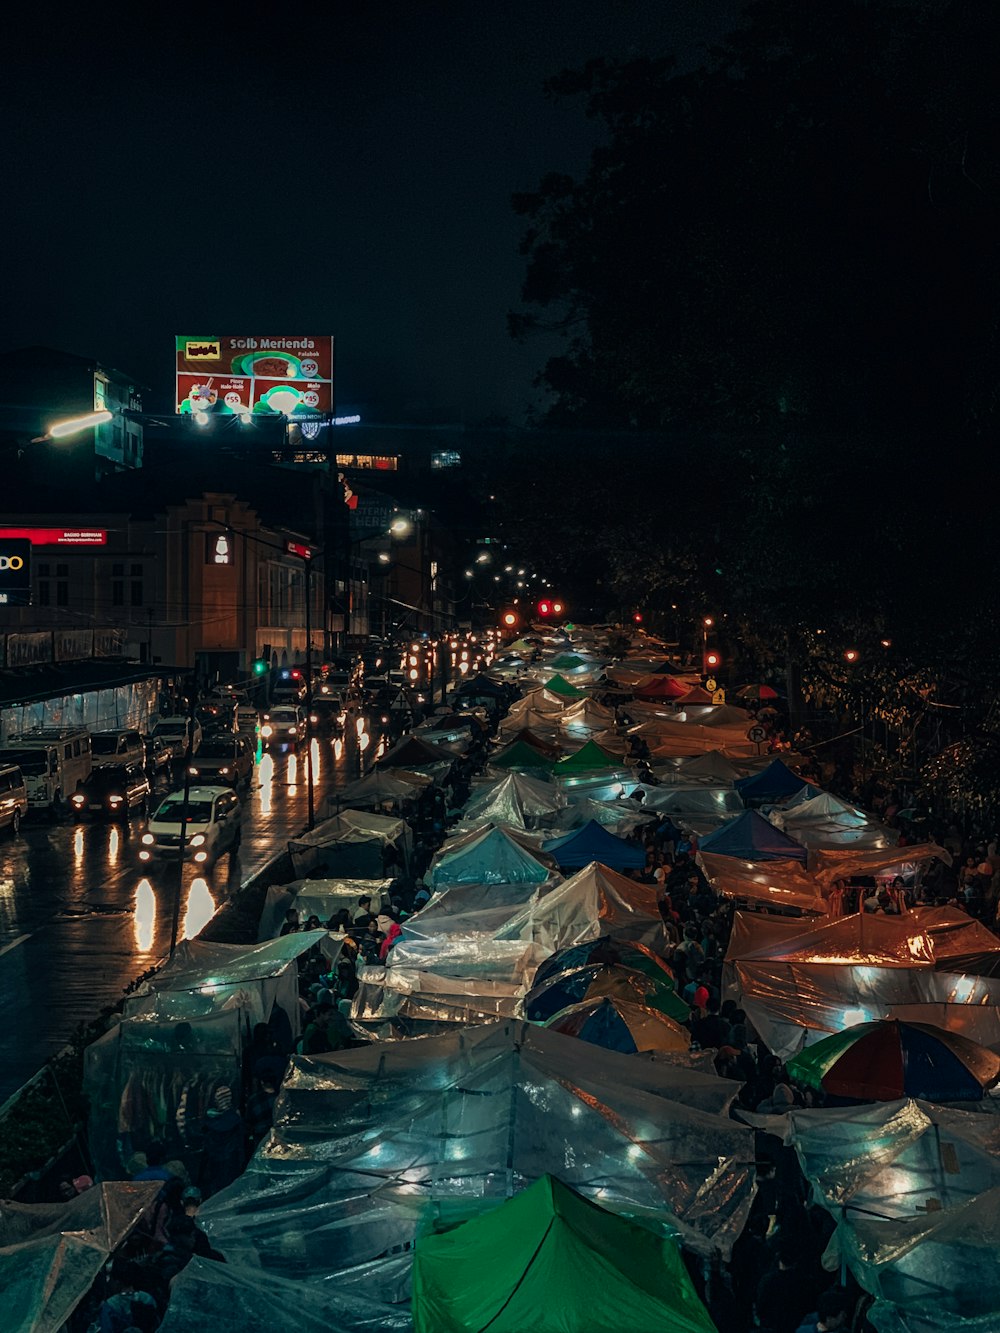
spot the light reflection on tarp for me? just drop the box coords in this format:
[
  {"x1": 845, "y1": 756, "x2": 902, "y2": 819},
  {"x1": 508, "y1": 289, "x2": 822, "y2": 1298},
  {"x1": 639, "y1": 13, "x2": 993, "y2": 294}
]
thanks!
[
  {"x1": 134, "y1": 879, "x2": 156, "y2": 953},
  {"x1": 183, "y1": 877, "x2": 216, "y2": 941}
]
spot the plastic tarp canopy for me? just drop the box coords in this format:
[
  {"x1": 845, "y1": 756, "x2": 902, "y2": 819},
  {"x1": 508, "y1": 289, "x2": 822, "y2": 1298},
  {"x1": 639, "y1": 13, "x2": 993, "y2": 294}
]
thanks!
[
  {"x1": 288, "y1": 809, "x2": 412, "y2": 878},
  {"x1": 916, "y1": 906, "x2": 1000, "y2": 977},
  {"x1": 542, "y1": 672, "x2": 586, "y2": 698},
  {"x1": 411, "y1": 1174, "x2": 718, "y2": 1333},
  {"x1": 0, "y1": 1182, "x2": 161, "y2": 1333},
  {"x1": 460, "y1": 771, "x2": 565, "y2": 829},
  {"x1": 553, "y1": 738, "x2": 623, "y2": 773},
  {"x1": 124, "y1": 931, "x2": 326, "y2": 1028},
  {"x1": 455, "y1": 672, "x2": 508, "y2": 698},
  {"x1": 542, "y1": 819, "x2": 647, "y2": 871},
  {"x1": 629, "y1": 784, "x2": 745, "y2": 819},
  {"x1": 554, "y1": 772, "x2": 637, "y2": 803},
  {"x1": 782, "y1": 1098, "x2": 1000, "y2": 1220},
  {"x1": 734, "y1": 759, "x2": 808, "y2": 802},
  {"x1": 633, "y1": 675, "x2": 691, "y2": 700},
  {"x1": 386, "y1": 880, "x2": 543, "y2": 980},
  {"x1": 648, "y1": 729, "x2": 756, "y2": 758},
  {"x1": 497, "y1": 860, "x2": 666, "y2": 957},
  {"x1": 559, "y1": 697, "x2": 617, "y2": 735},
  {"x1": 811, "y1": 842, "x2": 952, "y2": 889},
  {"x1": 489, "y1": 739, "x2": 557, "y2": 772},
  {"x1": 85, "y1": 1009, "x2": 242, "y2": 1183},
  {"x1": 380, "y1": 734, "x2": 456, "y2": 769},
  {"x1": 679, "y1": 750, "x2": 743, "y2": 781},
  {"x1": 834, "y1": 1183, "x2": 1000, "y2": 1333},
  {"x1": 202, "y1": 1022, "x2": 755, "y2": 1262},
  {"x1": 325, "y1": 769, "x2": 430, "y2": 813},
  {"x1": 553, "y1": 796, "x2": 656, "y2": 836},
  {"x1": 353, "y1": 962, "x2": 526, "y2": 1027},
  {"x1": 429, "y1": 823, "x2": 557, "y2": 887},
  {"x1": 258, "y1": 878, "x2": 395, "y2": 941},
  {"x1": 699, "y1": 810, "x2": 808, "y2": 863},
  {"x1": 698, "y1": 850, "x2": 828, "y2": 915},
  {"x1": 496, "y1": 726, "x2": 562, "y2": 759}
]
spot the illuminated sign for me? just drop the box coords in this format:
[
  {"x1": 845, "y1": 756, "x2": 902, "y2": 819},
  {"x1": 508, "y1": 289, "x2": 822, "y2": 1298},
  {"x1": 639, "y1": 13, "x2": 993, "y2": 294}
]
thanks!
[
  {"x1": 0, "y1": 538, "x2": 31, "y2": 605},
  {"x1": 0, "y1": 528, "x2": 107, "y2": 546},
  {"x1": 335, "y1": 454, "x2": 398, "y2": 471},
  {"x1": 175, "y1": 335, "x2": 334, "y2": 418},
  {"x1": 285, "y1": 541, "x2": 313, "y2": 560}
]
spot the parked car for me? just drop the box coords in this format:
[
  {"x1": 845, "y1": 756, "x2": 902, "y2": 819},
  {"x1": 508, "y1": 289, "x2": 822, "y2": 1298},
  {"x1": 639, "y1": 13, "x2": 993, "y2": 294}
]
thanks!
[
  {"x1": 261, "y1": 705, "x2": 305, "y2": 747},
  {"x1": 144, "y1": 734, "x2": 174, "y2": 777},
  {"x1": 150, "y1": 716, "x2": 203, "y2": 760},
  {"x1": 71, "y1": 764, "x2": 151, "y2": 821},
  {"x1": 139, "y1": 785, "x2": 242, "y2": 870},
  {"x1": 0, "y1": 763, "x2": 28, "y2": 835},
  {"x1": 196, "y1": 698, "x2": 237, "y2": 735},
  {"x1": 91, "y1": 729, "x2": 146, "y2": 771},
  {"x1": 188, "y1": 734, "x2": 254, "y2": 787}
]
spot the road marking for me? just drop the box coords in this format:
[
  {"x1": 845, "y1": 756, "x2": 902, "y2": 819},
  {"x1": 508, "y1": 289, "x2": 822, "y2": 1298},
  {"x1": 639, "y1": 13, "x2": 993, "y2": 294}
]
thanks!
[{"x1": 0, "y1": 932, "x2": 33, "y2": 959}]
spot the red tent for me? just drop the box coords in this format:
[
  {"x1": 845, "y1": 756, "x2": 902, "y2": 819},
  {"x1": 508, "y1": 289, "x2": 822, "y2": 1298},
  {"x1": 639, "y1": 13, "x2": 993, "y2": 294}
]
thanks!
[{"x1": 633, "y1": 674, "x2": 689, "y2": 701}]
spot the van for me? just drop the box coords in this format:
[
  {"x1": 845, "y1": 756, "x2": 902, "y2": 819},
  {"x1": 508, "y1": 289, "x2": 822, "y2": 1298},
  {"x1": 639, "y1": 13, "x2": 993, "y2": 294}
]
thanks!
[
  {"x1": 0, "y1": 764, "x2": 28, "y2": 835},
  {"x1": 91, "y1": 729, "x2": 146, "y2": 771},
  {"x1": 0, "y1": 728, "x2": 93, "y2": 814},
  {"x1": 150, "y1": 716, "x2": 203, "y2": 760},
  {"x1": 236, "y1": 706, "x2": 260, "y2": 737}
]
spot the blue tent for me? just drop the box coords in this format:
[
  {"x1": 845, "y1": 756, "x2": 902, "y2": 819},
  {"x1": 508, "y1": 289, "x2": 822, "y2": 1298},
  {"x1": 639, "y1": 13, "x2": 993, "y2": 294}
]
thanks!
[
  {"x1": 542, "y1": 820, "x2": 646, "y2": 872},
  {"x1": 734, "y1": 759, "x2": 806, "y2": 804},
  {"x1": 698, "y1": 809, "x2": 807, "y2": 863}
]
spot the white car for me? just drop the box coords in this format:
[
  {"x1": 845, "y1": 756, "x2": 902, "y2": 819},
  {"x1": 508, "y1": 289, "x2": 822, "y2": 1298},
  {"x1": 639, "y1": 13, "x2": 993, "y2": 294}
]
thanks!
[
  {"x1": 139, "y1": 785, "x2": 242, "y2": 870},
  {"x1": 261, "y1": 705, "x2": 305, "y2": 747},
  {"x1": 150, "y1": 716, "x2": 203, "y2": 760}
]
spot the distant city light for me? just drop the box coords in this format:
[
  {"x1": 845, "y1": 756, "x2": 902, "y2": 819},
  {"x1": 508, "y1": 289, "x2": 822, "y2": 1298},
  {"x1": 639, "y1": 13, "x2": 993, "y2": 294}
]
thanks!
[
  {"x1": 194, "y1": 410, "x2": 210, "y2": 426},
  {"x1": 333, "y1": 414, "x2": 361, "y2": 425}
]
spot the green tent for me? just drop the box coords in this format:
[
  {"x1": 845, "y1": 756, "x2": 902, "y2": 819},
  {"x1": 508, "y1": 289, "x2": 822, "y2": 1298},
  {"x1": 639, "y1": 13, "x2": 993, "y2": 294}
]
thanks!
[
  {"x1": 412, "y1": 1174, "x2": 718, "y2": 1333},
  {"x1": 492, "y1": 739, "x2": 557, "y2": 772},
  {"x1": 551, "y1": 654, "x2": 587, "y2": 671},
  {"x1": 554, "y1": 738, "x2": 620, "y2": 773},
  {"x1": 543, "y1": 672, "x2": 586, "y2": 699}
]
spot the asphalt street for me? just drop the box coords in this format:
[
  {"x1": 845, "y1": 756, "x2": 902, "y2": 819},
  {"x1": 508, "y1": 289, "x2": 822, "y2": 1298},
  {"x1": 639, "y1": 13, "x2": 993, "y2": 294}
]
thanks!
[{"x1": 0, "y1": 718, "x2": 387, "y2": 1102}]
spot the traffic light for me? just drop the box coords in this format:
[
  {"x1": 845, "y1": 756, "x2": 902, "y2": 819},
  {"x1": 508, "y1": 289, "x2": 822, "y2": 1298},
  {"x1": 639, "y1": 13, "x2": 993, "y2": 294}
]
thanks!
[
  {"x1": 252, "y1": 659, "x2": 267, "y2": 677},
  {"x1": 633, "y1": 612, "x2": 643, "y2": 624},
  {"x1": 501, "y1": 610, "x2": 519, "y2": 629},
  {"x1": 703, "y1": 649, "x2": 722, "y2": 673},
  {"x1": 537, "y1": 600, "x2": 552, "y2": 617}
]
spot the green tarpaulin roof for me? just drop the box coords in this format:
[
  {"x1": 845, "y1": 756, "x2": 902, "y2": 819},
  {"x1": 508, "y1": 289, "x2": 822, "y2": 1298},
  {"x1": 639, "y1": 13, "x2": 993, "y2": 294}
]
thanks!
[
  {"x1": 492, "y1": 739, "x2": 557, "y2": 771},
  {"x1": 550, "y1": 654, "x2": 587, "y2": 670},
  {"x1": 543, "y1": 672, "x2": 586, "y2": 698},
  {"x1": 412, "y1": 1173, "x2": 717, "y2": 1333},
  {"x1": 554, "y1": 738, "x2": 620, "y2": 772}
]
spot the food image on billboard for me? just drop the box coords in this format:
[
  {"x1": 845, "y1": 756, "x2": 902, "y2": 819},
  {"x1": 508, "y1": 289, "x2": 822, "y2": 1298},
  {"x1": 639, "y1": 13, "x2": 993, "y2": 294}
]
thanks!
[{"x1": 175, "y1": 337, "x2": 334, "y2": 417}]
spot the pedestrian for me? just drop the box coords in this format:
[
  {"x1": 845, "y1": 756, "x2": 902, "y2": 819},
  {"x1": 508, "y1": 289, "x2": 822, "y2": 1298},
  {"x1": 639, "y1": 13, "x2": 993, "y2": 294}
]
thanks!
[
  {"x1": 198, "y1": 1086, "x2": 244, "y2": 1198},
  {"x1": 794, "y1": 1287, "x2": 852, "y2": 1333}
]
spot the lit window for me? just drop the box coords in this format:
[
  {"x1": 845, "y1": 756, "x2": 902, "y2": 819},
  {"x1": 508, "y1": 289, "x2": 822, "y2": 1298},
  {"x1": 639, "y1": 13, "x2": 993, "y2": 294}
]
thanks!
[{"x1": 206, "y1": 532, "x2": 232, "y2": 565}]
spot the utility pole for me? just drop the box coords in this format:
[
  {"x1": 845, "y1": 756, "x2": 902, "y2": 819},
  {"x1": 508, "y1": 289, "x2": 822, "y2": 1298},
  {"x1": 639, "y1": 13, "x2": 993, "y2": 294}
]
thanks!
[{"x1": 303, "y1": 550, "x2": 315, "y2": 831}]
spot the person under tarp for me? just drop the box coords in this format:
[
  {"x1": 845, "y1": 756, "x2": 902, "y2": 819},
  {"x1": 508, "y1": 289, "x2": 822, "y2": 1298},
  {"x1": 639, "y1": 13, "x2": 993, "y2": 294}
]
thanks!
[{"x1": 412, "y1": 1174, "x2": 718, "y2": 1333}]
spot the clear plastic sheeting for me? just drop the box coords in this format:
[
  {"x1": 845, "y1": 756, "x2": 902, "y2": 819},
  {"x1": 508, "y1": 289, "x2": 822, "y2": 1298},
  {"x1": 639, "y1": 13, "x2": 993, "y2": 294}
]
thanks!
[
  {"x1": 124, "y1": 931, "x2": 327, "y2": 1029},
  {"x1": 0, "y1": 1181, "x2": 160, "y2": 1333},
  {"x1": 428, "y1": 823, "x2": 557, "y2": 887},
  {"x1": 497, "y1": 861, "x2": 667, "y2": 957},
  {"x1": 699, "y1": 851, "x2": 827, "y2": 915},
  {"x1": 811, "y1": 842, "x2": 952, "y2": 889},
  {"x1": 324, "y1": 769, "x2": 431, "y2": 814},
  {"x1": 459, "y1": 772, "x2": 566, "y2": 829},
  {"x1": 834, "y1": 1184, "x2": 1000, "y2": 1333},
  {"x1": 769, "y1": 792, "x2": 897, "y2": 853},
  {"x1": 392, "y1": 881, "x2": 543, "y2": 969},
  {"x1": 784, "y1": 1098, "x2": 1000, "y2": 1218},
  {"x1": 288, "y1": 810, "x2": 412, "y2": 878},
  {"x1": 554, "y1": 796, "x2": 656, "y2": 836},
  {"x1": 258, "y1": 878, "x2": 395, "y2": 940},
  {"x1": 629, "y1": 785, "x2": 745, "y2": 819},
  {"x1": 206, "y1": 1022, "x2": 755, "y2": 1262},
  {"x1": 85, "y1": 1010, "x2": 242, "y2": 1182},
  {"x1": 353, "y1": 964, "x2": 526, "y2": 1029}
]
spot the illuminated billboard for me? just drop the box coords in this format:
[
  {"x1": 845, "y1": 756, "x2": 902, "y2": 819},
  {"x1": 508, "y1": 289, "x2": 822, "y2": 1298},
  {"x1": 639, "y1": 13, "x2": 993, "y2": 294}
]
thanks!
[{"x1": 175, "y1": 336, "x2": 334, "y2": 418}]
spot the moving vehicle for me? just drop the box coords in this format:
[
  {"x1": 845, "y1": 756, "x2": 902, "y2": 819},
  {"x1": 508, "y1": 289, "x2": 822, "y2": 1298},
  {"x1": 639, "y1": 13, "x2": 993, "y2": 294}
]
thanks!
[
  {"x1": 196, "y1": 698, "x2": 237, "y2": 735},
  {"x1": 236, "y1": 705, "x2": 260, "y2": 737},
  {"x1": 144, "y1": 734, "x2": 173, "y2": 777},
  {"x1": 308, "y1": 697, "x2": 346, "y2": 734},
  {"x1": 150, "y1": 716, "x2": 203, "y2": 760},
  {"x1": 0, "y1": 764, "x2": 28, "y2": 835},
  {"x1": 139, "y1": 785, "x2": 242, "y2": 870},
  {"x1": 261, "y1": 705, "x2": 305, "y2": 747},
  {"x1": 71, "y1": 764, "x2": 151, "y2": 821},
  {"x1": 91, "y1": 729, "x2": 146, "y2": 771},
  {"x1": 0, "y1": 729, "x2": 92, "y2": 815},
  {"x1": 188, "y1": 734, "x2": 254, "y2": 787}
]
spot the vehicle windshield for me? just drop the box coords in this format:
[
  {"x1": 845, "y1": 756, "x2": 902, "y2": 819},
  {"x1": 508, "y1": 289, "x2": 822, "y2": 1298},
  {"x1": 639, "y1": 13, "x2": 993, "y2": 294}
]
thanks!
[
  {"x1": 198, "y1": 741, "x2": 235, "y2": 758},
  {"x1": 0, "y1": 750, "x2": 46, "y2": 775},
  {"x1": 153, "y1": 723, "x2": 186, "y2": 737},
  {"x1": 154, "y1": 799, "x2": 214, "y2": 823},
  {"x1": 85, "y1": 769, "x2": 128, "y2": 791},
  {"x1": 271, "y1": 710, "x2": 297, "y2": 721},
  {"x1": 91, "y1": 736, "x2": 121, "y2": 754}
]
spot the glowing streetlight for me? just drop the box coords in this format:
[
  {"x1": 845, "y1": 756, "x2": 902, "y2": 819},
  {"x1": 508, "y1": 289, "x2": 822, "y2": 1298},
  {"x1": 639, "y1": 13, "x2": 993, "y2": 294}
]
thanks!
[
  {"x1": 45, "y1": 409, "x2": 113, "y2": 440},
  {"x1": 844, "y1": 648, "x2": 859, "y2": 663},
  {"x1": 390, "y1": 517, "x2": 413, "y2": 537}
]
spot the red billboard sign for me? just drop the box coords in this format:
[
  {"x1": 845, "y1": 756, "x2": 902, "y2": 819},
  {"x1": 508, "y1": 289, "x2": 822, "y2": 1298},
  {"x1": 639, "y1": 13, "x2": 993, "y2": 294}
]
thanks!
[
  {"x1": 175, "y1": 336, "x2": 334, "y2": 418},
  {"x1": 0, "y1": 527, "x2": 107, "y2": 545}
]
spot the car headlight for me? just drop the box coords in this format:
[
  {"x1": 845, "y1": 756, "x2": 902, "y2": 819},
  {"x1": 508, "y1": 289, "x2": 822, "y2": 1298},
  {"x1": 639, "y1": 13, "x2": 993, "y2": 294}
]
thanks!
[
  {"x1": 189, "y1": 766, "x2": 199, "y2": 775},
  {"x1": 109, "y1": 796, "x2": 122, "y2": 805},
  {"x1": 288, "y1": 726, "x2": 297, "y2": 736},
  {"x1": 261, "y1": 725, "x2": 273, "y2": 738},
  {"x1": 220, "y1": 767, "x2": 230, "y2": 775},
  {"x1": 72, "y1": 794, "x2": 85, "y2": 806},
  {"x1": 141, "y1": 833, "x2": 154, "y2": 845},
  {"x1": 194, "y1": 851, "x2": 208, "y2": 862},
  {"x1": 310, "y1": 715, "x2": 318, "y2": 724},
  {"x1": 190, "y1": 834, "x2": 206, "y2": 847}
]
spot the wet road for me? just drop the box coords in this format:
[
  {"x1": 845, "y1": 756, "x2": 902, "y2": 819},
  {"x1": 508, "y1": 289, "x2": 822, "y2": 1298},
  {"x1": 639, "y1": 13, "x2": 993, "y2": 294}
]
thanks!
[{"x1": 0, "y1": 718, "x2": 388, "y2": 1102}]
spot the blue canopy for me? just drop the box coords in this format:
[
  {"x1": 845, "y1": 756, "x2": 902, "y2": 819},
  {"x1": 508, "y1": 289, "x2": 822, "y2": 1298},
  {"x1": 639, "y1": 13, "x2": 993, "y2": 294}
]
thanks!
[
  {"x1": 698, "y1": 809, "x2": 807, "y2": 863},
  {"x1": 542, "y1": 820, "x2": 646, "y2": 872},
  {"x1": 733, "y1": 758, "x2": 806, "y2": 803}
]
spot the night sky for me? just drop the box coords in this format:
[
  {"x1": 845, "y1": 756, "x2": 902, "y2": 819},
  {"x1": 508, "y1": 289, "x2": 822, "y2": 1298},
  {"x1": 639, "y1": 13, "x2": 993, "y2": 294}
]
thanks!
[{"x1": 1, "y1": 2, "x2": 744, "y2": 426}]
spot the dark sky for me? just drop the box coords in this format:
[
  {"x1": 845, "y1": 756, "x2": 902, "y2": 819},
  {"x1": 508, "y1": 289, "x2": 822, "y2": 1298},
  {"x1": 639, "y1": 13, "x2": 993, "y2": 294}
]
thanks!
[{"x1": 2, "y1": 2, "x2": 744, "y2": 425}]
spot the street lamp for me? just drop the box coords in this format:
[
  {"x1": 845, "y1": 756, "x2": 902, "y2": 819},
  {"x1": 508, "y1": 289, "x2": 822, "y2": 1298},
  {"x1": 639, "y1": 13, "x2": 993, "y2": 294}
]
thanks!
[{"x1": 43, "y1": 410, "x2": 114, "y2": 440}]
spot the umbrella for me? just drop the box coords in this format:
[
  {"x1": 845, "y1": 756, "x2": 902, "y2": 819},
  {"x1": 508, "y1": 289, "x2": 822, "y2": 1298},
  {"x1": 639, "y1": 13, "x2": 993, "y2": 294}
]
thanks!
[
  {"x1": 524, "y1": 962, "x2": 688, "y2": 1023},
  {"x1": 786, "y1": 1020, "x2": 1000, "y2": 1103},
  {"x1": 736, "y1": 684, "x2": 780, "y2": 701},
  {"x1": 532, "y1": 936, "x2": 676, "y2": 989},
  {"x1": 545, "y1": 996, "x2": 690, "y2": 1055}
]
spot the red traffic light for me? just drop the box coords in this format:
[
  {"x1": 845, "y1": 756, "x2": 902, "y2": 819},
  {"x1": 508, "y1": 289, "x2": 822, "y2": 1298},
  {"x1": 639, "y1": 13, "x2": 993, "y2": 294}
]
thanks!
[
  {"x1": 633, "y1": 612, "x2": 643, "y2": 624},
  {"x1": 537, "y1": 600, "x2": 552, "y2": 617}
]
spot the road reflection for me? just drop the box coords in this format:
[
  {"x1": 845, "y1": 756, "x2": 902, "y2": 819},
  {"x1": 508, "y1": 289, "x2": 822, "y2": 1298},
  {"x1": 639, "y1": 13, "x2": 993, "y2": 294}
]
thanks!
[
  {"x1": 134, "y1": 878, "x2": 156, "y2": 953},
  {"x1": 182, "y1": 877, "x2": 216, "y2": 941}
]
